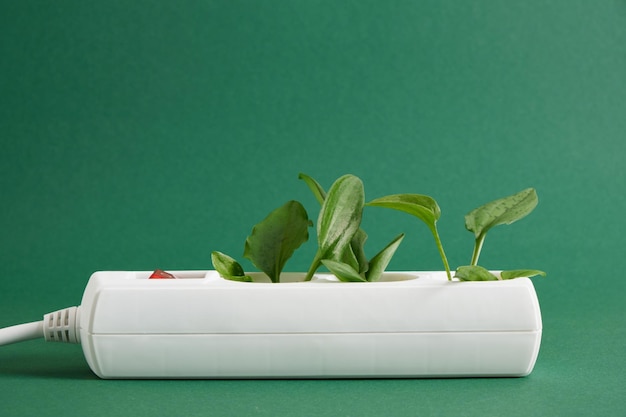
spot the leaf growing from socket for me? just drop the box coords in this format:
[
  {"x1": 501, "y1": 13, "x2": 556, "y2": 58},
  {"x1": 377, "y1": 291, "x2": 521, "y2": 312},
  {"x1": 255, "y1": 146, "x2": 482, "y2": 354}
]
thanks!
[
  {"x1": 321, "y1": 259, "x2": 367, "y2": 282},
  {"x1": 465, "y1": 188, "x2": 538, "y2": 266},
  {"x1": 454, "y1": 265, "x2": 499, "y2": 281},
  {"x1": 455, "y1": 265, "x2": 547, "y2": 281},
  {"x1": 244, "y1": 200, "x2": 312, "y2": 283},
  {"x1": 321, "y1": 233, "x2": 405, "y2": 282},
  {"x1": 363, "y1": 233, "x2": 405, "y2": 282},
  {"x1": 299, "y1": 173, "x2": 370, "y2": 275},
  {"x1": 367, "y1": 194, "x2": 451, "y2": 280},
  {"x1": 500, "y1": 269, "x2": 546, "y2": 280},
  {"x1": 348, "y1": 229, "x2": 369, "y2": 275},
  {"x1": 305, "y1": 175, "x2": 364, "y2": 281},
  {"x1": 211, "y1": 251, "x2": 253, "y2": 282}
]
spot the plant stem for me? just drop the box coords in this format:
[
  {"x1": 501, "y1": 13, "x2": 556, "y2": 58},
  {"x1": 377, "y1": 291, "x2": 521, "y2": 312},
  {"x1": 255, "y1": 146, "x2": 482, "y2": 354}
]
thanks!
[
  {"x1": 305, "y1": 252, "x2": 322, "y2": 281},
  {"x1": 470, "y1": 234, "x2": 486, "y2": 266},
  {"x1": 430, "y1": 225, "x2": 451, "y2": 281}
]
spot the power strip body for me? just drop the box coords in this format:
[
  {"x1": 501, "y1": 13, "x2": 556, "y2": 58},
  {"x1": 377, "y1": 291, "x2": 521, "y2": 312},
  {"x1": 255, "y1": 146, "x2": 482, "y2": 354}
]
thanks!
[{"x1": 79, "y1": 271, "x2": 542, "y2": 379}]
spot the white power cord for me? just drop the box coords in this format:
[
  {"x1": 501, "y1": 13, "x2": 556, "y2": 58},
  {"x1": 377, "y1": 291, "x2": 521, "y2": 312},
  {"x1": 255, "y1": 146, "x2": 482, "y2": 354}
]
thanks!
[
  {"x1": 0, "y1": 321, "x2": 44, "y2": 345},
  {"x1": 0, "y1": 306, "x2": 80, "y2": 346}
]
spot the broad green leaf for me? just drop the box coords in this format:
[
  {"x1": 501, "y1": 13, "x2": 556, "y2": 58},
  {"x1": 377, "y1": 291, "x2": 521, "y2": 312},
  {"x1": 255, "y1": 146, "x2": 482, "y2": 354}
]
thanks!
[
  {"x1": 500, "y1": 269, "x2": 546, "y2": 280},
  {"x1": 366, "y1": 233, "x2": 404, "y2": 282},
  {"x1": 244, "y1": 200, "x2": 311, "y2": 283},
  {"x1": 454, "y1": 265, "x2": 499, "y2": 281},
  {"x1": 298, "y1": 172, "x2": 326, "y2": 205},
  {"x1": 316, "y1": 175, "x2": 364, "y2": 260},
  {"x1": 465, "y1": 188, "x2": 538, "y2": 239},
  {"x1": 367, "y1": 194, "x2": 441, "y2": 226},
  {"x1": 211, "y1": 251, "x2": 253, "y2": 282},
  {"x1": 465, "y1": 188, "x2": 538, "y2": 265},
  {"x1": 300, "y1": 173, "x2": 368, "y2": 275},
  {"x1": 305, "y1": 175, "x2": 364, "y2": 280},
  {"x1": 321, "y1": 259, "x2": 367, "y2": 282},
  {"x1": 367, "y1": 193, "x2": 451, "y2": 280}
]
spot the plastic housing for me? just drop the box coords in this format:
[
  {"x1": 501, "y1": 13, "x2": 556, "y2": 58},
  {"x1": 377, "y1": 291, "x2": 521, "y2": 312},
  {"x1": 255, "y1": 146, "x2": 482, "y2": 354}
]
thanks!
[{"x1": 78, "y1": 271, "x2": 542, "y2": 379}]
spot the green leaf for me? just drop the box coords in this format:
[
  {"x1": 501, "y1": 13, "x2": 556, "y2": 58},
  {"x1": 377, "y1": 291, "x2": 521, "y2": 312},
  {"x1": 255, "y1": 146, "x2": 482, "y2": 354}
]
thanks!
[
  {"x1": 465, "y1": 188, "x2": 538, "y2": 265},
  {"x1": 367, "y1": 194, "x2": 441, "y2": 226},
  {"x1": 500, "y1": 269, "x2": 546, "y2": 280},
  {"x1": 454, "y1": 265, "x2": 499, "y2": 281},
  {"x1": 211, "y1": 251, "x2": 253, "y2": 282},
  {"x1": 465, "y1": 188, "x2": 538, "y2": 238},
  {"x1": 300, "y1": 173, "x2": 369, "y2": 275},
  {"x1": 366, "y1": 194, "x2": 451, "y2": 280},
  {"x1": 298, "y1": 172, "x2": 327, "y2": 205},
  {"x1": 366, "y1": 233, "x2": 405, "y2": 282},
  {"x1": 348, "y1": 229, "x2": 369, "y2": 275},
  {"x1": 337, "y1": 244, "x2": 358, "y2": 271},
  {"x1": 305, "y1": 175, "x2": 364, "y2": 280},
  {"x1": 243, "y1": 200, "x2": 311, "y2": 283},
  {"x1": 321, "y1": 259, "x2": 367, "y2": 282},
  {"x1": 316, "y1": 174, "x2": 364, "y2": 260}
]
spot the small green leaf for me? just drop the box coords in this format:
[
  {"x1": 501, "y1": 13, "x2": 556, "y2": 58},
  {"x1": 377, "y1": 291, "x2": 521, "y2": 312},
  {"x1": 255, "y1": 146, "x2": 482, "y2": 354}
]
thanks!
[
  {"x1": 348, "y1": 229, "x2": 369, "y2": 275},
  {"x1": 367, "y1": 194, "x2": 451, "y2": 280},
  {"x1": 212, "y1": 251, "x2": 245, "y2": 276},
  {"x1": 465, "y1": 188, "x2": 538, "y2": 265},
  {"x1": 305, "y1": 175, "x2": 364, "y2": 280},
  {"x1": 298, "y1": 172, "x2": 327, "y2": 205},
  {"x1": 366, "y1": 233, "x2": 405, "y2": 282},
  {"x1": 367, "y1": 194, "x2": 441, "y2": 226},
  {"x1": 500, "y1": 269, "x2": 546, "y2": 280},
  {"x1": 211, "y1": 251, "x2": 253, "y2": 282},
  {"x1": 243, "y1": 200, "x2": 311, "y2": 283},
  {"x1": 335, "y1": 229, "x2": 370, "y2": 275},
  {"x1": 321, "y1": 259, "x2": 367, "y2": 282},
  {"x1": 454, "y1": 265, "x2": 499, "y2": 281},
  {"x1": 465, "y1": 188, "x2": 538, "y2": 239},
  {"x1": 224, "y1": 274, "x2": 254, "y2": 282}
]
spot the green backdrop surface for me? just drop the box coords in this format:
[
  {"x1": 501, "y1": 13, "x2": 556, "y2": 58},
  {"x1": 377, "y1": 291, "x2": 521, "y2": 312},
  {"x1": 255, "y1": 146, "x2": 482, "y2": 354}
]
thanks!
[{"x1": 1, "y1": 1, "x2": 624, "y2": 416}]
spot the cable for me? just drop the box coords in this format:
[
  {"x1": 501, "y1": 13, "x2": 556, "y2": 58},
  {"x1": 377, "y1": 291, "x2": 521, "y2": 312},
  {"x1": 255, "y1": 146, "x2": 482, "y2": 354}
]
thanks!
[
  {"x1": 0, "y1": 306, "x2": 80, "y2": 346},
  {"x1": 0, "y1": 321, "x2": 44, "y2": 346}
]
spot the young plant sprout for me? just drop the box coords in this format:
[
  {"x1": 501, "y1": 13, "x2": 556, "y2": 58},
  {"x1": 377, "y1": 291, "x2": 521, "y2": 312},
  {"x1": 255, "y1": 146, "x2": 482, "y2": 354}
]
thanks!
[
  {"x1": 454, "y1": 188, "x2": 546, "y2": 281},
  {"x1": 366, "y1": 194, "x2": 451, "y2": 280},
  {"x1": 304, "y1": 174, "x2": 365, "y2": 281},
  {"x1": 244, "y1": 200, "x2": 311, "y2": 283},
  {"x1": 211, "y1": 251, "x2": 253, "y2": 282},
  {"x1": 211, "y1": 173, "x2": 404, "y2": 283},
  {"x1": 465, "y1": 188, "x2": 538, "y2": 266},
  {"x1": 299, "y1": 173, "x2": 404, "y2": 282},
  {"x1": 210, "y1": 173, "x2": 545, "y2": 283},
  {"x1": 211, "y1": 200, "x2": 310, "y2": 283},
  {"x1": 454, "y1": 266, "x2": 546, "y2": 281}
]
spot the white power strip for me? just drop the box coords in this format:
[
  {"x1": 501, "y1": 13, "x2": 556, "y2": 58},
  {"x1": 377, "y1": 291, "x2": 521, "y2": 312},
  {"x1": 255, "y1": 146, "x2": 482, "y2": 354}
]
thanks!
[{"x1": 2, "y1": 270, "x2": 542, "y2": 379}]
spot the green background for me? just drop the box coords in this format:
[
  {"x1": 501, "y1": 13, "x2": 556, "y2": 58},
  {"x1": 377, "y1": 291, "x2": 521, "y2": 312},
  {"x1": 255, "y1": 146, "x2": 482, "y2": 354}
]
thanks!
[{"x1": 1, "y1": 1, "x2": 624, "y2": 415}]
